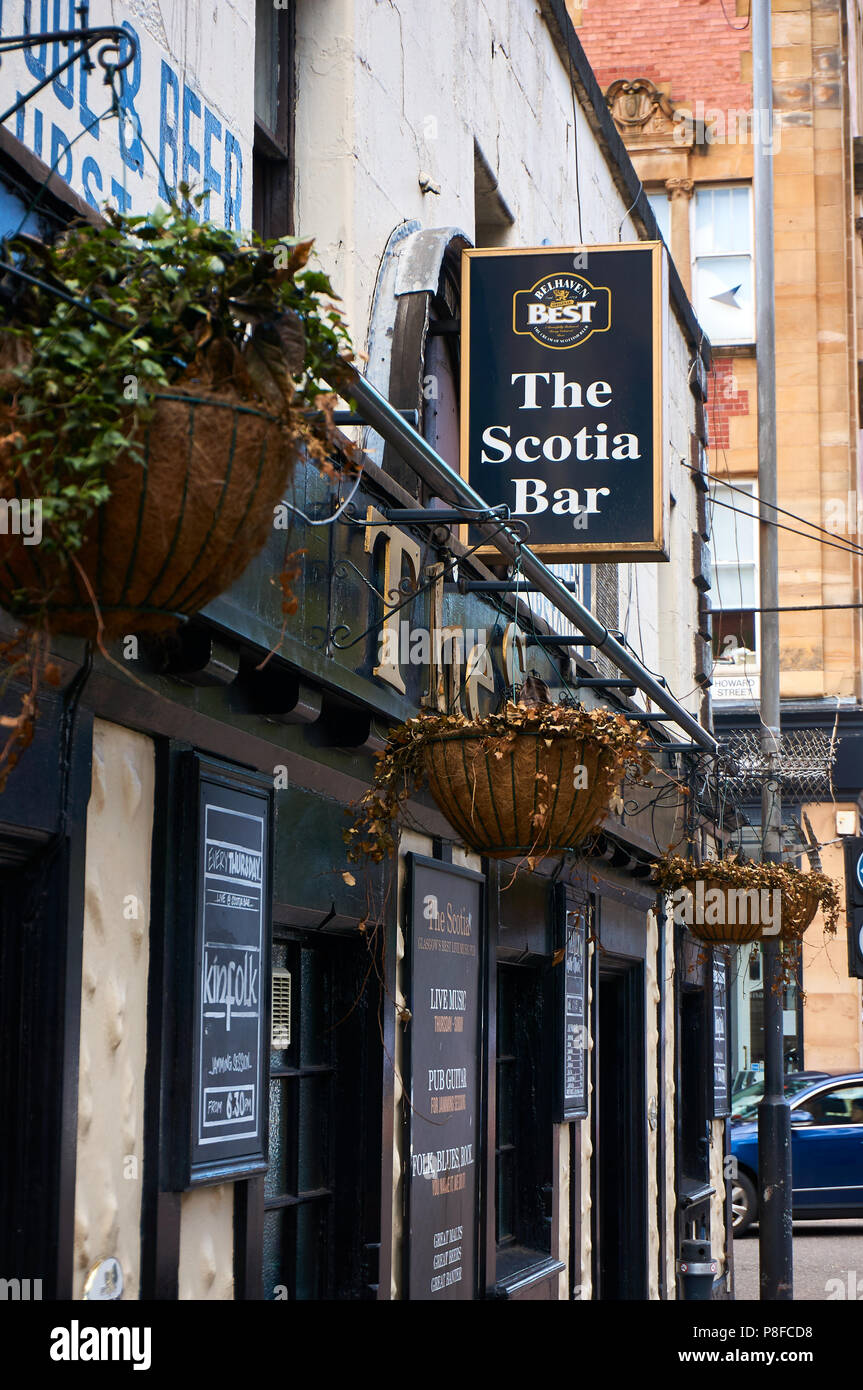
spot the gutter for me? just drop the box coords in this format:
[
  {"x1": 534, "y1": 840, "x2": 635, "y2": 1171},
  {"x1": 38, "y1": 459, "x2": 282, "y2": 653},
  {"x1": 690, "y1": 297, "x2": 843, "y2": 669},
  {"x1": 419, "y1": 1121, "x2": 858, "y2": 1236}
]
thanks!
[{"x1": 343, "y1": 366, "x2": 718, "y2": 754}]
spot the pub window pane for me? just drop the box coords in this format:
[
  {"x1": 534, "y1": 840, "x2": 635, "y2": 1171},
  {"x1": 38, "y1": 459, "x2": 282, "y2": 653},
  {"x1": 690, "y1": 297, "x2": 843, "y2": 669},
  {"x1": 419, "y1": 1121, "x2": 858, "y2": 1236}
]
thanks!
[
  {"x1": 265, "y1": 1076, "x2": 290, "y2": 1201},
  {"x1": 295, "y1": 1202, "x2": 329, "y2": 1300},
  {"x1": 297, "y1": 1075, "x2": 330, "y2": 1193},
  {"x1": 497, "y1": 1151, "x2": 515, "y2": 1246},
  {"x1": 262, "y1": 1207, "x2": 293, "y2": 1301},
  {"x1": 254, "y1": 0, "x2": 280, "y2": 136},
  {"x1": 495, "y1": 963, "x2": 551, "y2": 1268},
  {"x1": 300, "y1": 947, "x2": 328, "y2": 1068},
  {"x1": 497, "y1": 1061, "x2": 515, "y2": 1148}
]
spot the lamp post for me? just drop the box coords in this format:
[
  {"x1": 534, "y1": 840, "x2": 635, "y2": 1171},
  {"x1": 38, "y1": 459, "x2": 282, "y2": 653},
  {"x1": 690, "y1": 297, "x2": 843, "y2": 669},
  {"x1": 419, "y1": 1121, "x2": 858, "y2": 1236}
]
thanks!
[{"x1": 752, "y1": 0, "x2": 793, "y2": 1301}]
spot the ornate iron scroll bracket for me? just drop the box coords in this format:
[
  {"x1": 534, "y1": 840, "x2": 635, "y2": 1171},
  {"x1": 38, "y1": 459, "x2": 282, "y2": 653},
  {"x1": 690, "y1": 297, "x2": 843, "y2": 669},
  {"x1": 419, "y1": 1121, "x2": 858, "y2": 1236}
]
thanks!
[
  {"x1": 0, "y1": 2, "x2": 138, "y2": 127},
  {"x1": 319, "y1": 505, "x2": 528, "y2": 656}
]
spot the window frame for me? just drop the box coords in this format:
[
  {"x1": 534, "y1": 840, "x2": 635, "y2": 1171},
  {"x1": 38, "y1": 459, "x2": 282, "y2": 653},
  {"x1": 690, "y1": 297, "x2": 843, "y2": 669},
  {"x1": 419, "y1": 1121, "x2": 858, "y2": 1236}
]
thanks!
[
  {"x1": 494, "y1": 960, "x2": 554, "y2": 1278},
  {"x1": 709, "y1": 476, "x2": 761, "y2": 677},
  {"x1": 792, "y1": 1081, "x2": 863, "y2": 1127},
  {"x1": 690, "y1": 183, "x2": 755, "y2": 346},
  {"x1": 253, "y1": 1, "x2": 295, "y2": 239},
  {"x1": 645, "y1": 187, "x2": 671, "y2": 248}
]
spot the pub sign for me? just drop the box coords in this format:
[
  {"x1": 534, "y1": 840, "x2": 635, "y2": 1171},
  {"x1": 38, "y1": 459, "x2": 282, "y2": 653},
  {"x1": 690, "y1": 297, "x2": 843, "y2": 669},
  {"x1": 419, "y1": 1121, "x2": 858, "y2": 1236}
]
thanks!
[
  {"x1": 460, "y1": 244, "x2": 668, "y2": 562},
  {"x1": 406, "y1": 855, "x2": 483, "y2": 1300},
  {"x1": 176, "y1": 753, "x2": 273, "y2": 1187}
]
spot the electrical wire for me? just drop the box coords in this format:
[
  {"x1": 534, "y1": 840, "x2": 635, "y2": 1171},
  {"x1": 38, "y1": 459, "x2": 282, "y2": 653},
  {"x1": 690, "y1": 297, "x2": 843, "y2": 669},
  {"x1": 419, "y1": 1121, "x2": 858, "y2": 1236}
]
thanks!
[
  {"x1": 708, "y1": 493, "x2": 863, "y2": 561},
  {"x1": 685, "y1": 457, "x2": 863, "y2": 558},
  {"x1": 718, "y1": 0, "x2": 752, "y2": 30}
]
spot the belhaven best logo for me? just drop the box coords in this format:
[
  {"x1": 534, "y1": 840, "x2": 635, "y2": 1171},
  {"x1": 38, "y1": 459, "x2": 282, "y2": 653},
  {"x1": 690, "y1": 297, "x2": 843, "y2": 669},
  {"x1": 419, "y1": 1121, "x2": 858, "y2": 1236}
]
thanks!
[{"x1": 512, "y1": 273, "x2": 611, "y2": 349}]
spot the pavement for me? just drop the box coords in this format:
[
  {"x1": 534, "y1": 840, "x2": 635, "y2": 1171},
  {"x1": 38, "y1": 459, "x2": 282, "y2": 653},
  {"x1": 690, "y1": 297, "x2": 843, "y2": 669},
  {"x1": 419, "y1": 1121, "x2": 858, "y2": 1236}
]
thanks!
[{"x1": 733, "y1": 1220, "x2": 863, "y2": 1300}]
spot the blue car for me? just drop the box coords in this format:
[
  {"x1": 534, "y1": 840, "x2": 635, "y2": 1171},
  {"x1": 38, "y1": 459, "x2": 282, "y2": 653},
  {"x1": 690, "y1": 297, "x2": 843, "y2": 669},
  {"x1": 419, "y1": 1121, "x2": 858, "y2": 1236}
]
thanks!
[{"x1": 731, "y1": 1072, "x2": 863, "y2": 1234}]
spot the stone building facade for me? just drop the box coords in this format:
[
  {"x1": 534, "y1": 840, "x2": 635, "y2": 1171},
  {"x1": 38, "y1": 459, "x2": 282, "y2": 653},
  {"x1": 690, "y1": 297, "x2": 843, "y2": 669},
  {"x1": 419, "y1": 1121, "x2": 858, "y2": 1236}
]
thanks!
[{"x1": 574, "y1": 0, "x2": 863, "y2": 1078}]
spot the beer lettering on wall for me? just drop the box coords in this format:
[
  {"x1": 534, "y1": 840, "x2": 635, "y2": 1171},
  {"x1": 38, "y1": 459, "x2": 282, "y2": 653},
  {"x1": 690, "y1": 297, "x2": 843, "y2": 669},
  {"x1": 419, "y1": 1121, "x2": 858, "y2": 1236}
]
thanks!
[
  {"x1": 407, "y1": 857, "x2": 483, "y2": 1300},
  {"x1": 461, "y1": 244, "x2": 667, "y2": 562}
]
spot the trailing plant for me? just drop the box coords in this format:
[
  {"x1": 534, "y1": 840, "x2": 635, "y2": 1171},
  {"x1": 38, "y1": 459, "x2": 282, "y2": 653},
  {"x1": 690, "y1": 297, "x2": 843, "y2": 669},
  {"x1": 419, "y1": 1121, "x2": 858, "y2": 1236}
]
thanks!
[
  {"x1": 345, "y1": 699, "x2": 654, "y2": 865},
  {"x1": 0, "y1": 192, "x2": 356, "y2": 787},
  {"x1": 0, "y1": 192, "x2": 354, "y2": 574},
  {"x1": 652, "y1": 853, "x2": 841, "y2": 936}
]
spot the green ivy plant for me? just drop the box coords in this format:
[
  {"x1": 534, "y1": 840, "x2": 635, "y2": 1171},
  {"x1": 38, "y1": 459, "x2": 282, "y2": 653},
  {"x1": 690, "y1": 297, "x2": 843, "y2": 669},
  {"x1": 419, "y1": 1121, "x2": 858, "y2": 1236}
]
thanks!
[
  {"x1": 0, "y1": 190, "x2": 355, "y2": 565},
  {"x1": 0, "y1": 191, "x2": 355, "y2": 788}
]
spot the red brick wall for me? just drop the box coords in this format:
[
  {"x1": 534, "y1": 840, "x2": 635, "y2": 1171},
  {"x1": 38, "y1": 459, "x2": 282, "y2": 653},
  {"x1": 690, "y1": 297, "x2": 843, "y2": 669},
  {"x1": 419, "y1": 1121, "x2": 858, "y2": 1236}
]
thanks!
[
  {"x1": 707, "y1": 357, "x2": 750, "y2": 450},
  {"x1": 573, "y1": 0, "x2": 752, "y2": 111}
]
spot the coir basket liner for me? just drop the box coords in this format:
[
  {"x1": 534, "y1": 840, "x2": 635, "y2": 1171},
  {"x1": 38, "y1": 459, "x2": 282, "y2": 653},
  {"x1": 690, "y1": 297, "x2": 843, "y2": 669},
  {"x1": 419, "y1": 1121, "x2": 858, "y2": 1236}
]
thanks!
[
  {"x1": 421, "y1": 727, "x2": 625, "y2": 859},
  {"x1": 0, "y1": 387, "x2": 295, "y2": 640},
  {"x1": 674, "y1": 880, "x2": 821, "y2": 946}
]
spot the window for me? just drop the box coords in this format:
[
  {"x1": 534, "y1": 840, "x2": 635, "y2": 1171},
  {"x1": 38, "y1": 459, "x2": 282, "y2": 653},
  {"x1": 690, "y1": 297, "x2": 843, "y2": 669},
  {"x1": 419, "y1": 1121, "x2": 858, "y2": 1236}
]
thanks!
[
  {"x1": 253, "y1": 0, "x2": 294, "y2": 238},
  {"x1": 646, "y1": 189, "x2": 670, "y2": 247},
  {"x1": 802, "y1": 1084, "x2": 863, "y2": 1126},
  {"x1": 692, "y1": 186, "x2": 754, "y2": 343},
  {"x1": 263, "y1": 934, "x2": 379, "y2": 1299},
  {"x1": 495, "y1": 964, "x2": 552, "y2": 1278},
  {"x1": 710, "y1": 479, "x2": 758, "y2": 666}
]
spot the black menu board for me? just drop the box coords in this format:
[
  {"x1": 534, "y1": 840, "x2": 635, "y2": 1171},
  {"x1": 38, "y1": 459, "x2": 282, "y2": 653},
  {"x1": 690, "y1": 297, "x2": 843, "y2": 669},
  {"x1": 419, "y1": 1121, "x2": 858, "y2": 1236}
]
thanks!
[
  {"x1": 555, "y1": 900, "x2": 589, "y2": 1121},
  {"x1": 710, "y1": 951, "x2": 730, "y2": 1118},
  {"x1": 181, "y1": 754, "x2": 272, "y2": 1186},
  {"x1": 406, "y1": 856, "x2": 483, "y2": 1300}
]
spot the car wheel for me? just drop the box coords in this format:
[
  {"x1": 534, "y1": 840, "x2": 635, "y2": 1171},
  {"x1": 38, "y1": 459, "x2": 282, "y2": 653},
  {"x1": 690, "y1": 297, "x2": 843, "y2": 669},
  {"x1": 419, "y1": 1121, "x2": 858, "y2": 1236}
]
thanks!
[{"x1": 732, "y1": 1172, "x2": 757, "y2": 1235}]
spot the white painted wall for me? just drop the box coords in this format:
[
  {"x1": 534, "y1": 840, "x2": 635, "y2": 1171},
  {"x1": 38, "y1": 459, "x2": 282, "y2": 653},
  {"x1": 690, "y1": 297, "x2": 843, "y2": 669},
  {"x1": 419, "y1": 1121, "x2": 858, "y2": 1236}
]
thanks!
[{"x1": 295, "y1": 0, "x2": 704, "y2": 721}]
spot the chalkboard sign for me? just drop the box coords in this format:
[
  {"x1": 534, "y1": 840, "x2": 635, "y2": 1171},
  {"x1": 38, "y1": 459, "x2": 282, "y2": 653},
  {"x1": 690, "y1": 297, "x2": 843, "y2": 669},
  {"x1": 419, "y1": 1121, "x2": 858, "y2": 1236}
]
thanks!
[
  {"x1": 710, "y1": 951, "x2": 730, "y2": 1118},
  {"x1": 180, "y1": 754, "x2": 273, "y2": 1186},
  {"x1": 406, "y1": 856, "x2": 483, "y2": 1300},
  {"x1": 555, "y1": 897, "x2": 589, "y2": 1121}
]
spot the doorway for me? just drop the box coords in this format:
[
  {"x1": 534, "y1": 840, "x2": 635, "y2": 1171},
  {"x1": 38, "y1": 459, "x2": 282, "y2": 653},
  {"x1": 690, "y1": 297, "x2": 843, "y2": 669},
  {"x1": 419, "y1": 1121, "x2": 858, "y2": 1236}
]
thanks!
[
  {"x1": 262, "y1": 930, "x2": 381, "y2": 1299},
  {"x1": 591, "y1": 958, "x2": 647, "y2": 1299}
]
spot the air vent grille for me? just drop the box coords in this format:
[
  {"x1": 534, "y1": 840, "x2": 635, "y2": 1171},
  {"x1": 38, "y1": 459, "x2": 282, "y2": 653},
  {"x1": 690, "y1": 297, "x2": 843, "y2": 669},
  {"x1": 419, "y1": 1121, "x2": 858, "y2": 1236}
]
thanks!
[{"x1": 271, "y1": 968, "x2": 292, "y2": 1049}]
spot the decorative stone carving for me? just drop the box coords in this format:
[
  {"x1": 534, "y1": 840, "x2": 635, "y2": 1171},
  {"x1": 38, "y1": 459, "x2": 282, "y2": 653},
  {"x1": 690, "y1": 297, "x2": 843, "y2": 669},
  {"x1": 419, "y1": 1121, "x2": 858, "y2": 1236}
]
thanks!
[
  {"x1": 606, "y1": 78, "x2": 676, "y2": 132},
  {"x1": 665, "y1": 177, "x2": 695, "y2": 200},
  {"x1": 605, "y1": 78, "x2": 692, "y2": 152}
]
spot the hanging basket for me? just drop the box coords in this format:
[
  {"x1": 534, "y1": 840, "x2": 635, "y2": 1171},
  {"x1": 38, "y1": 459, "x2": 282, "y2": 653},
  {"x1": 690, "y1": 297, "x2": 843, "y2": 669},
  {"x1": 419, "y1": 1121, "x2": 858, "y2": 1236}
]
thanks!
[
  {"x1": 653, "y1": 855, "x2": 840, "y2": 947},
  {"x1": 421, "y1": 727, "x2": 627, "y2": 859},
  {"x1": 0, "y1": 387, "x2": 297, "y2": 640},
  {"x1": 346, "y1": 700, "x2": 653, "y2": 867},
  {"x1": 776, "y1": 885, "x2": 822, "y2": 942}
]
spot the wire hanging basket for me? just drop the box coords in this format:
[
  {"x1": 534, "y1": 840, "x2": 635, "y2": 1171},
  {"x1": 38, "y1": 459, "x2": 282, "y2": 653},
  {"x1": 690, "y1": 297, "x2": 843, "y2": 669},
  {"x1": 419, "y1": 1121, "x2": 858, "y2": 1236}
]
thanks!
[
  {"x1": 0, "y1": 385, "x2": 297, "y2": 639},
  {"x1": 717, "y1": 729, "x2": 837, "y2": 801}
]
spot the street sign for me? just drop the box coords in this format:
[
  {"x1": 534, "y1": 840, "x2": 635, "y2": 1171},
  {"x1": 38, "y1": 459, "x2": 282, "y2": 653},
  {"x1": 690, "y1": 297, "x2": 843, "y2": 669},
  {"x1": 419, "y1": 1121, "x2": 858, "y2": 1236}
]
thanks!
[
  {"x1": 842, "y1": 837, "x2": 863, "y2": 978},
  {"x1": 460, "y1": 243, "x2": 668, "y2": 562}
]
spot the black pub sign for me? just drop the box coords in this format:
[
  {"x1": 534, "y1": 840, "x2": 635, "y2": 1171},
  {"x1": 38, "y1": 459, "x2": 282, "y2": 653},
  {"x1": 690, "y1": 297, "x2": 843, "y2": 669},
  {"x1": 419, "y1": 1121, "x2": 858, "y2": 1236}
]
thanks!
[
  {"x1": 178, "y1": 754, "x2": 273, "y2": 1187},
  {"x1": 460, "y1": 244, "x2": 667, "y2": 562},
  {"x1": 554, "y1": 893, "x2": 589, "y2": 1121},
  {"x1": 406, "y1": 856, "x2": 483, "y2": 1300},
  {"x1": 710, "y1": 951, "x2": 730, "y2": 1119}
]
